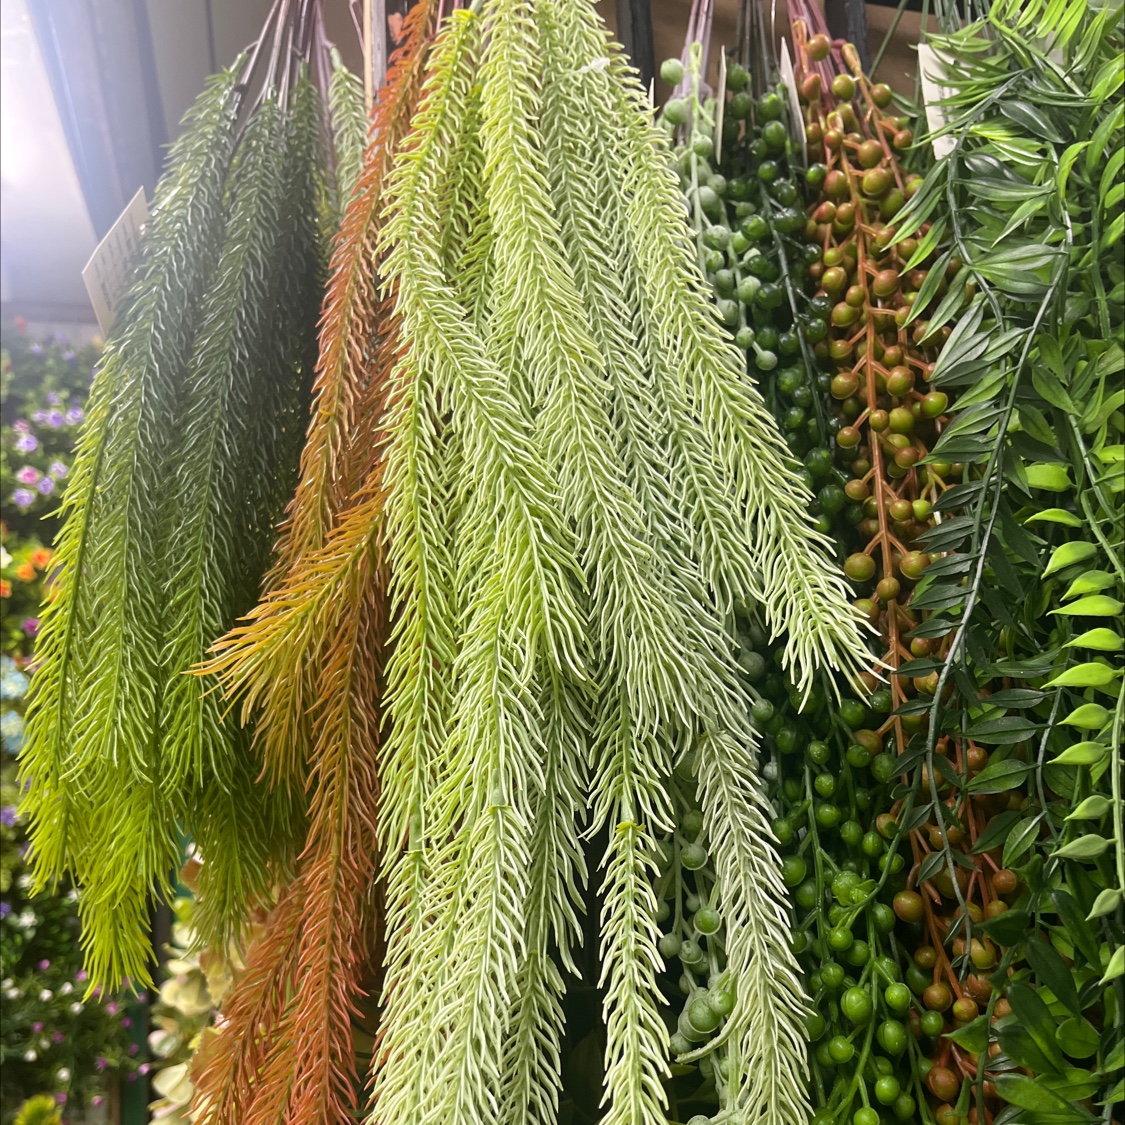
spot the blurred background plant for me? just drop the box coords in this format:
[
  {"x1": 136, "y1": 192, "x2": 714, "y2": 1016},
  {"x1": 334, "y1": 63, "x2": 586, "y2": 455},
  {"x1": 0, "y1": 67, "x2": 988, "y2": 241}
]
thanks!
[{"x1": 1, "y1": 321, "x2": 139, "y2": 1124}]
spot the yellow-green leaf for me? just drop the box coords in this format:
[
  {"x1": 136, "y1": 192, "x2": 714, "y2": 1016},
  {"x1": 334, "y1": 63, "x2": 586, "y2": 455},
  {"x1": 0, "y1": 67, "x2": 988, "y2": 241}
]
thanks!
[
  {"x1": 1065, "y1": 628, "x2": 1124, "y2": 652},
  {"x1": 1043, "y1": 541, "x2": 1097, "y2": 576},
  {"x1": 1025, "y1": 508, "x2": 1082, "y2": 527},
  {"x1": 1066, "y1": 795, "x2": 1112, "y2": 820},
  {"x1": 1062, "y1": 571, "x2": 1117, "y2": 599},
  {"x1": 1044, "y1": 662, "x2": 1120, "y2": 689},
  {"x1": 1051, "y1": 595, "x2": 1125, "y2": 616},
  {"x1": 1026, "y1": 462, "x2": 1072, "y2": 491},
  {"x1": 1053, "y1": 834, "x2": 1110, "y2": 860},
  {"x1": 1060, "y1": 704, "x2": 1111, "y2": 729},
  {"x1": 1052, "y1": 741, "x2": 1108, "y2": 765},
  {"x1": 1101, "y1": 946, "x2": 1124, "y2": 985}
]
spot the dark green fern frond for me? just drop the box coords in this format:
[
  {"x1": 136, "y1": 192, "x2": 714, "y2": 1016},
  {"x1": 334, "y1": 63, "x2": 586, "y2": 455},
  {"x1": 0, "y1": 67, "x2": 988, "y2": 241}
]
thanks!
[
  {"x1": 329, "y1": 49, "x2": 368, "y2": 212},
  {"x1": 19, "y1": 63, "x2": 244, "y2": 989}
]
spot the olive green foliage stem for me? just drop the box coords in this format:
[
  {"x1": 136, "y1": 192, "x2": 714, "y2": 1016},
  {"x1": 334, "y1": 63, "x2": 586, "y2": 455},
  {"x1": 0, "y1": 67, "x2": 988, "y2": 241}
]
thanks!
[
  {"x1": 329, "y1": 52, "x2": 368, "y2": 212},
  {"x1": 19, "y1": 65, "x2": 244, "y2": 989},
  {"x1": 18, "y1": 67, "x2": 328, "y2": 989}
]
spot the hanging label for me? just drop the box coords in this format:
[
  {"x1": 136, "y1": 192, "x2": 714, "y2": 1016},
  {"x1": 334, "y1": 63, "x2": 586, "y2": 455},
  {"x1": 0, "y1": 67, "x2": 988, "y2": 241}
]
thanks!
[
  {"x1": 918, "y1": 45, "x2": 957, "y2": 160},
  {"x1": 82, "y1": 188, "x2": 149, "y2": 336},
  {"x1": 779, "y1": 40, "x2": 807, "y2": 166}
]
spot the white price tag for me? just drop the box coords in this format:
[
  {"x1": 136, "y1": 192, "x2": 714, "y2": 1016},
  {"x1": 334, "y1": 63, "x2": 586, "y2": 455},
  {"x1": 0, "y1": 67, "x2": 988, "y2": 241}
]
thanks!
[
  {"x1": 82, "y1": 188, "x2": 149, "y2": 336},
  {"x1": 779, "y1": 40, "x2": 807, "y2": 166},
  {"x1": 918, "y1": 45, "x2": 957, "y2": 160}
]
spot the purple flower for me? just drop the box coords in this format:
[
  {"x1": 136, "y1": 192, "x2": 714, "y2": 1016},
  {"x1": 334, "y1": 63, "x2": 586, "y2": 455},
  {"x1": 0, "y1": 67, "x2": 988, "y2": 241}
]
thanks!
[
  {"x1": 55, "y1": 1093, "x2": 67, "y2": 1105},
  {"x1": 63, "y1": 350, "x2": 75, "y2": 363},
  {"x1": 49, "y1": 461, "x2": 69, "y2": 479},
  {"x1": 95, "y1": 1056, "x2": 110, "y2": 1071},
  {"x1": 14, "y1": 434, "x2": 38, "y2": 453},
  {"x1": 65, "y1": 408, "x2": 84, "y2": 425},
  {"x1": 38, "y1": 957, "x2": 51, "y2": 970},
  {"x1": 32, "y1": 1021, "x2": 44, "y2": 1033},
  {"x1": 0, "y1": 902, "x2": 9, "y2": 918},
  {"x1": 44, "y1": 410, "x2": 65, "y2": 429},
  {"x1": 31, "y1": 410, "x2": 50, "y2": 424},
  {"x1": 12, "y1": 488, "x2": 35, "y2": 511},
  {"x1": 16, "y1": 466, "x2": 40, "y2": 484},
  {"x1": 127, "y1": 1043, "x2": 138, "y2": 1056},
  {"x1": 91, "y1": 1096, "x2": 104, "y2": 1108},
  {"x1": 0, "y1": 807, "x2": 15, "y2": 826},
  {"x1": 135, "y1": 991, "x2": 147, "y2": 1003},
  {"x1": 127, "y1": 1072, "x2": 138, "y2": 1082},
  {"x1": 37, "y1": 477, "x2": 56, "y2": 496},
  {"x1": 75, "y1": 970, "x2": 87, "y2": 983},
  {"x1": 21, "y1": 618, "x2": 40, "y2": 638},
  {"x1": 28, "y1": 343, "x2": 43, "y2": 357},
  {"x1": 46, "y1": 392, "x2": 62, "y2": 405},
  {"x1": 106, "y1": 1001, "x2": 119, "y2": 1015},
  {"x1": 121, "y1": 1016, "x2": 132, "y2": 1028},
  {"x1": 52, "y1": 1031, "x2": 64, "y2": 1043}
]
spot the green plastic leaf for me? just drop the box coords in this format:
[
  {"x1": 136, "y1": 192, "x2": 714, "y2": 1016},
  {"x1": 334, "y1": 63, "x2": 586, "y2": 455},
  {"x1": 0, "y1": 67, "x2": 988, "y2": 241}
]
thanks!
[
  {"x1": 980, "y1": 908, "x2": 1031, "y2": 947},
  {"x1": 967, "y1": 758, "x2": 1033, "y2": 792},
  {"x1": 1006, "y1": 982, "x2": 1069, "y2": 1072},
  {"x1": 1054, "y1": 888, "x2": 1102, "y2": 966},
  {"x1": 1065, "y1": 628, "x2": 1124, "y2": 652},
  {"x1": 1052, "y1": 741, "x2": 1108, "y2": 766},
  {"x1": 971, "y1": 809, "x2": 1022, "y2": 853},
  {"x1": 1062, "y1": 571, "x2": 1118, "y2": 599},
  {"x1": 1025, "y1": 508, "x2": 1083, "y2": 527},
  {"x1": 1052, "y1": 595, "x2": 1125, "y2": 616},
  {"x1": 1101, "y1": 946, "x2": 1124, "y2": 985},
  {"x1": 945, "y1": 1014, "x2": 990, "y2": 1053},
  {"x1": 1060, "y1": 703, "x2": 1111, "y2": 730},
  {"x1": 1003, "y1": 817, "x2": 1043, "y2": 868},
  {"x1": 1026, "y1": 937, "x2": 1081, "y2": 1015},
  {"x1": 1053, "y1": 834, "x2": 1110, "y2": 860},
  {"x1": 964, "y1": 716, "x2": 1039, "y2": 745},
  {"x1": 1044, "y1": 662, "x2": 1120, "y2": 689},
  {"x1": 1043, "y1": 541, "x2": 1098, "y2": 576},
  {"x1": 1087, "y1": 887, "x2": 1123, "y2": 919},
  {"x1": 1067, "y1": 795, "x2": 1112, "y2": 820},
  {"x1": 1025, "y1": 462, "x2": 1073, "y2": 492},
  {"x1": 1057, "y1": 1016, "x2": 1100, "y2": 1060}
]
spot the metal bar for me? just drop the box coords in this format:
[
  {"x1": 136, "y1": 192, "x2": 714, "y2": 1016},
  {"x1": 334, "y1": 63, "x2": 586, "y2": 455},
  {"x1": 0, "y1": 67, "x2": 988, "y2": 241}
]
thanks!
[{"x1": 616, "y1": 0, "x2": 655, "y2": 90}]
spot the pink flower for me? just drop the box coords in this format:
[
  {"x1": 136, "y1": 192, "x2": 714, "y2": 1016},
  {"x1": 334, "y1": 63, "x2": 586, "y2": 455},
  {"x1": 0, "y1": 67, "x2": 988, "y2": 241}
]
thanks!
[
  {"x1": 38, "y1": 958, "x2": 50, "y2": 970},
  {"x1": 21, "y1": 618, "x2": 40, "y2": 638},
  {"x1": 138, "y1": 1063, "x2": 150, "y2": 1075},
  {"x1": 96, "y1": 1056, "x2": 110, "y2": 1071},
  {"x1": 75, "y1": 970, "x2": 87, "y2": 982},
  {"x1": 91, "y1": 1096, "x2": 104, "y2": 1108},
  {"x1": 32, "y1": 1021, "x2": 44, "y2": 1033},
  {"x1": 52, "y1": 1031, "x2": 64, "y2": 1043},
  {"x1": 106, "y1": 1001, "x2": 118, "y2": 1015},
  {"x1": 128, "y1": 1043, "x2": 138, "y2": 1056},
  {"x1": 121, "y1": 1016, "x2": 132, "y2": 1028},
  {"x1": 55, "y1": 1093, "x2": 67, "y2": 1105},
  {"x1": 16, "y1": 466, "x2": 40, "y2": 485}
]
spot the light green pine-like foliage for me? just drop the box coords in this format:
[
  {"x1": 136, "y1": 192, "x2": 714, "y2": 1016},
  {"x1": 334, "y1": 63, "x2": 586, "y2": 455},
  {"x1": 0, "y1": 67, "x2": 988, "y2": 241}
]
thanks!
[
  {"x1": 18, "y1": 67, "x2": 327, "y2": 990},
  {"x1": 372, "y1": 1, "x2": 870, "y2": 1122}
]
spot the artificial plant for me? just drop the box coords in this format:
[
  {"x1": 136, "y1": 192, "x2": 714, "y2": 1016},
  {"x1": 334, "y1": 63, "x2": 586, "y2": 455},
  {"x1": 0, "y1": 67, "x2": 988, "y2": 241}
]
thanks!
[
  {"x1": 17, "y1": 2, "x2": 358, "y2": 990},
  {"x1": 207, "y1": 0, "x2": 866, "y2": 1122}
]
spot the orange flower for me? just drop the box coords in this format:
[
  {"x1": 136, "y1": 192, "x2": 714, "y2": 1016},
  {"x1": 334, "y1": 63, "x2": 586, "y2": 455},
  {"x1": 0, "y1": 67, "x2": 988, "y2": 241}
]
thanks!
[
  {"x1": 30, "y1": 548, "x2": 53, "y2": 569},
  {"x1": 15, "y1": 563, "x2": 36, "y2": 582},
  {"x1": 0, "y1": 580, "x2": 10, "y2": 598}
]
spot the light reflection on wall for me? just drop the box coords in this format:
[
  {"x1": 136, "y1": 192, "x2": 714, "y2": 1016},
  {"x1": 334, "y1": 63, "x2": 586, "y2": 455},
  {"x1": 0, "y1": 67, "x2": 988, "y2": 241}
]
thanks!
[{"x1": 1, "y1": 0, "x2": 96, "y2": 314}]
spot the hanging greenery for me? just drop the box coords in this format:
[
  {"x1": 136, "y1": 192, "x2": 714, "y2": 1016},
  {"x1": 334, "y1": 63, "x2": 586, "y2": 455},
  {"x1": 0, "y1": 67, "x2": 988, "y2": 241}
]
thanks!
[
  {"x1": 191, "y1": 5, "x2": 441, "y2": 1122},
  {"x1": 236, "y1": 0, "x2": 867, "y2": 1119},
  {"x1": 16, "y1": 2, "x2": 353, "y2": 991}
]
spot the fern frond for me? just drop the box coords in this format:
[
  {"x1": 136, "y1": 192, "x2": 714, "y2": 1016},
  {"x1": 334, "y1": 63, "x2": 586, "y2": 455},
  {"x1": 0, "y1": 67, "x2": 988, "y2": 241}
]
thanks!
[
  {"x1": 329, "y1": 51, "x2": 368, "y2": 211},
  {"x1": 18, "y1": 64, "x2": 243, "y2": 990},
  {"x1": 695, "y1": 732, "x2": 812, "y2": 1125},
  {"x1": 606, "y1": 48, "x2": 870, "y2": 697},
  {"x1": 192, "y1": 886, "x2": 306, "y2": 1125},
  {"x1": 285, "y1": 573, "x2": 385, "y2": 1124}
]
